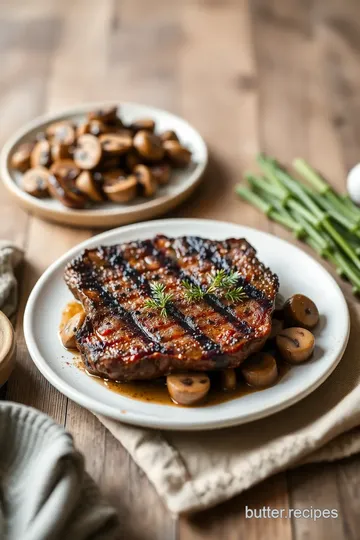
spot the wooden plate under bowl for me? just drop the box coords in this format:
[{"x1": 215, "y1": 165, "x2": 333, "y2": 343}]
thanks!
[
  {"x1": 0, "y1": 102, "x2": 208, "y2": 229},
  {"x1": 0, "y1": 311, "x2": 16, "y2": 388}
]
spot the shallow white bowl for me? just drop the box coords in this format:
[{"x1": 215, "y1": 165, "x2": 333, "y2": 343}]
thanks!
[
  {"x1": 0, "y1": 102, "x2": 207, "y2": 228},
  {"x1": 24, "y1": 219, "x2": 350, "y2": 430}
]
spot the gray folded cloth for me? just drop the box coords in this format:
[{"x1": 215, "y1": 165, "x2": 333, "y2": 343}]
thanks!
[
  {"x1": 0, "y1": 402, "x2": 120, "y2": 540},
  {"x1": 0, "y1": 242, "x2": 120, "y2": 539},
  {"x1": 0, "y1": 241, "x2": 23, "y2": 318}
]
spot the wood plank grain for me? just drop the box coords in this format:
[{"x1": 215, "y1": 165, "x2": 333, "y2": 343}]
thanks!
[
  {"x1": 335, "y1": 455, "x2": 360, "y2": 540},
  {"x1": 250, "y1": 0, "x2": 349, "y2": 538},
  {"x1": 174, "y1": 0, "x2": 268, "y2": 229},
  {"x1": 6, "y1": 217, "x2": 88, "y2": 421},
  {"x1": 251, "y1": 1, "x2": 357, "y2": 539},
  {"x1": 315, "y1": 1, "x2": 360, "y2": 538},
  {"x1": 288, "y1": 463, "x2": 345, "y2": 540},
  {"x1": 317, "y1": 0, "x2": 360, "y2": 172},
  {"x1": 181, "y1": 474, "x2": 289, "y2": 540},
  {"x1": 55, "y1": 1, "x2": 180, "y2": 538},
  {"x1": 178, "y1": 1, "x2": 290, "y2": 537},
  {"x1": 0, "y1": 3, "x2": 71, "y2": 423},
  {"x1": 250, "y1": 0, "x2": 319, "y2": 536}
]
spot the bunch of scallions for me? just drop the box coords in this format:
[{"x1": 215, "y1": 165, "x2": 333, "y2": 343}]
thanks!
[{"x1": 236, "y1": 154, "x2": 360, "y2": 295}]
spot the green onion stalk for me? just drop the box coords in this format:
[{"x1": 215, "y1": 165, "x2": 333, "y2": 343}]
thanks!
[{"x1": 236, "y1": 153, "x2": 360, "y2": 296}]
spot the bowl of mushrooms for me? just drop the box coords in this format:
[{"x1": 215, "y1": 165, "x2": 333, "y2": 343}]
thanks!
[{"x1": 0, "y1": 102, "x2": 207, "y2": 228}]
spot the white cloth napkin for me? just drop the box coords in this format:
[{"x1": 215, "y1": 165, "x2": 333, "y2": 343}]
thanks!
[
  {"x1": 0, "y1": 402, "x2": 120, "y2": 540},
  {"x1": 96, "y1": 298, "x2": 360, "y2": 514}
]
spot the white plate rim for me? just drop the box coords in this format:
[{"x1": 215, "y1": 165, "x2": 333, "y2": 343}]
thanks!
[
  {"x1": 23, "y1": 218, "x2": 350, "y2": 430},
  {"x1": 0, "y1": 102, "x2": 208, "y2": 226}
]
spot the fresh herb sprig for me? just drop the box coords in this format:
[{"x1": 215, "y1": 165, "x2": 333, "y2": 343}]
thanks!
[
  {"x1": 182, "y1": 281, "x2": 205, "y2": 302},
  {"x1": 145, "y1": 282, "x2": 174, "y2": 318},
  {"x1": 213, "y1": 268, "x2": 241, "y2": 289},
  {"x1": 223, "y1": 286, "x2": 248, "y2": 303},
  {"x1": 182, "y1": 269, "x2": 247, "y2": 303}
]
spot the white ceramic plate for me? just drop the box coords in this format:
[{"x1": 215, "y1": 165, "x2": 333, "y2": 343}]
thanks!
[
  {"x1": 24, "y1": 219, "x2": 350, "y2": 430},
  {"x1": 0, "y1": 102, "x2": 207, "y2": 228}
]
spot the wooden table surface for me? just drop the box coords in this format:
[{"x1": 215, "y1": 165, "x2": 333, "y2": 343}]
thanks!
[{"x1": 1, "y1": 0, "x2": 360, "y2": 538}]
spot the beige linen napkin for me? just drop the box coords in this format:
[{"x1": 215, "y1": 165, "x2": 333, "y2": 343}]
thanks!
[{"x1": 97, "y1": 298, "x2": 360, "y2": 514}]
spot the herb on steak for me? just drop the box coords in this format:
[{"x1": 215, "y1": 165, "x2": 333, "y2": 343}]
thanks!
[
  {"x1": 182, "y1": 269, "x2": 247, "y2": 303},
  {"x1": 145, "y1": 282, "x2": 174, "y2": 318},
  {"x1": 182, "y1": 281, "x2": 205, "y2": 302}
]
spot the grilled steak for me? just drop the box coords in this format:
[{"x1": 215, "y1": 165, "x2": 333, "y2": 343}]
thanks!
[{"x1": 64, "y1": 235, "x2": 279, "y2": 381}]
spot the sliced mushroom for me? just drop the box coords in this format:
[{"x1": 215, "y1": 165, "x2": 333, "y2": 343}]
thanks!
[
  {"x1": 10, "y1": 142, "x2": 35, "y2": 172},
  {"x1": 160, "y1": 130, "x2": 179, "y2": 143},
  {"x1": 74, "y1": 134, "x2": 102, "y2": 169},
  {"x1": 134, "y1": 164, "x2": 157, "y2": 197},
  {"x1": 60, "y1": 311, "x2": 86, "y2": 349},
  {"x1": 241, "y1": 353, "x2": 278, "y2": 388},
  {"x1": 150, "y1": 163, "x2": 171, "y2": 185},
  {"x1": 22, "y1": 167, "x2": 50, "y2": 198},
  {"x1": 133, "y1": 130, "x2": 164, "y2": 161},
  {"x1": 47, "y1": 174, "x2": 88, "y2": 209},
  {"x1": 99, "y1": 133, "x2": 132, "y2": 155},
  {"x1": 125, "y1": 150, "x2": 141, "y2": 172},
  {"x1": 88, "y1": 119, "x2": 110, "y2": 136},
  {"x1": 283, "y1": 294, "x2": 319, "y2": 330},
  {"x1": 30, "y1": 139, "x2": 51, "y2": 168},
  {"x1": 103, "y1": 175, "x2": 137, "y2": 203},
  {"x1": 221, "y1": 369, "x2": 237, "y2": 391},
  {"x1": 46, "y1": 121, "x2": 75, "y2": 146},
  {"x1": 50, "y1": 159, "x2": 80, "y2": 183},
  {"x1": 51, "y1": 142, "x2": 71, "y2": 162},
  {"x1": 35, "y1": 131, "x2": 47, "y2": 142},
  {"x1": 103, "y1": 169, "x2": 126, "y2": 183},
  {"x1": 276, "y1": 327, "x2": 315, "y2": 364},
  {"x1": 75, "y1": 171, "x2": 103, "y2": 202},
  {"x1": 130, "y1": 118, "x2": 155, "y2": 133},
  {"x1": 163, "y1": 140, "x2": 192, "y2": 167},
  {"x1": 166, "y1": 373, "x2": 210, "y2": 406},
  {"x1": 48, "y1": 161, "x2": 87, "y2": 209},
  {"x1": 269, "y1": 318, "x2": 284, "y2": 340},
  {"x1": 76, "y1": 121, "x2": 90, "y2": 137},
  {"x1": 87, "y1": 106, "x2": 118, "y2": 124}
]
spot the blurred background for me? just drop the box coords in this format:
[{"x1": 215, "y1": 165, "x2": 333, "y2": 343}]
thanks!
[{"x1": 2, "y1": 0, "x2": 359, "y2": 235}]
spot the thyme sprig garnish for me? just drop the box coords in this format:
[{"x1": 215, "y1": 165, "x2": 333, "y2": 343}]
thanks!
[
  {"x1": 223, "y1": 286, "x2": 248, "y2": 303},
  {"x1": 182, "y1": 269, "x2": 247, "y2": 303},
  {"x1": 182, "y1": 281, "x2": 205, "y2": 302},
  {"x1": 212, "y1": 268, "x2": 241, "y2": 289},
  {"x1": 144, "y1": 282, "x2": 174, "y2": 318}
]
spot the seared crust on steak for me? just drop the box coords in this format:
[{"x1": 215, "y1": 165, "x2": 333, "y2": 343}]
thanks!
[{"x1": 64, "y1": 235, "x2": 279, "y2": 381}]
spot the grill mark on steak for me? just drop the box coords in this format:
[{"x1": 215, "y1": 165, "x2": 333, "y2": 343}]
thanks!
[
  {"x1": 70, "y1": 253, "x2": 167, "y2": 353},
  {"x1": 64, "y1": 235, "x2": 279, "y2": 381},
  {"x1": 78, "y1": 248, "x2": 222, "y2": 361},
  {"x1": 113, "y1": 241, "x2": 253, "y2": 354},
  {"x1": 154, "y1": 236, "x2": 271, "y2": 336},
  {"x1": 184, "y1": 236, "x2": 272, "y2": 306},
  {"x1": 146, "y1": 239, "x2": 253, "y2": 335},
  {"x1": 105, "y1": 246, "x2": 222, "y2": 355}
]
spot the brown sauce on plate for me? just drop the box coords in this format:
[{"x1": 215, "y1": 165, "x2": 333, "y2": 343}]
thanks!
[{"x1": 61, "y1": 302, "x2": 291, "y2": 407}]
